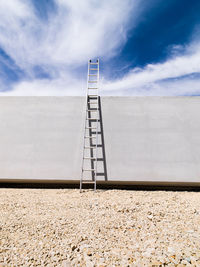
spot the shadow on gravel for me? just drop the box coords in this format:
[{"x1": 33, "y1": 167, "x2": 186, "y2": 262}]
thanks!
[{"x1": 0, "y1": 183, "x2": 200, "y2": 192}]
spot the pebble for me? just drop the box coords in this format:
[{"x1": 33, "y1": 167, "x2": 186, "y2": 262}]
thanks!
[{"x1": 0, "y1": 188, "x2": 200, "y2": 266}]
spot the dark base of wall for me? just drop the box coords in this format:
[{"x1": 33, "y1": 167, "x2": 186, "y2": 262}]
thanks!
[{"x1": 1, "y1": 181, "x2": 200, "y2": 191}]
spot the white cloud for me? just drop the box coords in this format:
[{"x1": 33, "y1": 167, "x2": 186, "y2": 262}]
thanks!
[
  {"x1": 0, "y1": 0, "x2": 200, "y2": 96},
  {"x1": 0, "y1": 0, "x2": 137, "y2": 71},
  {"x1": 102, "y1": 43, "x2": 200, "y2": 95},
  {"x1": 3, "y1": 76, "x2": 83, "y2": 96},
  {"x1": 0, "y1": 0, "x2": 31, "y2": 18},
  {"x1": 0, "y1": 0, "x2": 142, "y2": 95},
  {"x1": 102, "y1": 77, "x2": 200, "y2": 96}
]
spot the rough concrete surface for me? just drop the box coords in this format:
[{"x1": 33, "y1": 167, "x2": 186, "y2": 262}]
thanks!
[
  {"x1": 0, "y1": 96, "x2": 200, "y2": 185},
  {"x1": 0, "y1": 188, "x2": 200, "y2": 266}
]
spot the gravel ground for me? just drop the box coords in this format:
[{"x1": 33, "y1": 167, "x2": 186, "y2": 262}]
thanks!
[{"x1": 0, "y1": 188, "x2": 200, "y2": 266}]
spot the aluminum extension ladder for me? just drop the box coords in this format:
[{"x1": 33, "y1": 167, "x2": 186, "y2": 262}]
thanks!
[{"x1": 80, "y1": 59, "x2": 100, "y2": 192}]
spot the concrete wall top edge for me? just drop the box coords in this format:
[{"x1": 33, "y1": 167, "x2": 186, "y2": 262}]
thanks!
[{"x1": 0, "y1": 96, "x2": 200, "y2": 99}]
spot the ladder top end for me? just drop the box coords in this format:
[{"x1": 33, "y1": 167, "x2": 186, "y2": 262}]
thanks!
[{"x1": 89, "y1": 59, "x2": 99, "y2": 63}]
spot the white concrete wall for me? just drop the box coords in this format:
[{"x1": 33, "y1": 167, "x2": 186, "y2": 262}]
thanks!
[
  {"x1": 0, "y1": 97, "x2": 84, "y2": 181},
  {"x1": 102, "y1": 97, "x2": 200, "y2": 185},
  {"x1": 0, "y1": 96, "x2": 200, "y2": 185}
]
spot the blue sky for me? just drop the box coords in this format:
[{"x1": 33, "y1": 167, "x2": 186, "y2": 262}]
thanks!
[{"x1": 0, "y1": 0, "x2": 200, "y2": 95}]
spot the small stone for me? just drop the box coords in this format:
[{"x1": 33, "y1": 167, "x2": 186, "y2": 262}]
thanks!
[
  {"x1": 151, "y1": 260, "x2": 162, "y2": 265},
  {"x1": 87, "y1": 250, "x2": 92, "y2": 256},
  {"x1": 187, "y1": 230, "x2": 194, "y2": 233},
  {"x1": 184, "y1": 257, "x2": 191, "y2": 263},
  {"x1": 71, "y1": 245, "x2": 77, "y2": 251},
  {"x1": 147, "y1": 215, "x2": 153, "y2": 220},
  {"x1": 62, "y1": 260, "x2": 71, "y2": 267},
  {"x1": 167, "y1": 247, "x2": 175, "y2": 254}
]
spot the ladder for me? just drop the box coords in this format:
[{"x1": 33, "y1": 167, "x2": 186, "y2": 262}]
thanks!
[{"x1": 80, "y1": 59, "x2": 100, "y2": 192}]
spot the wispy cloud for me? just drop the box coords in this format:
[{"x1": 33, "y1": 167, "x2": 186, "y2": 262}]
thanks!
[
  {"x1": 102, "y1": 41, "x2": 200, "y2": 95},
  {"x1": 0, "y1": 0, "x2": 141, "y2": 95},
  {"x1": 0, "y1": 0, "x2": 200, "y2": 96}
]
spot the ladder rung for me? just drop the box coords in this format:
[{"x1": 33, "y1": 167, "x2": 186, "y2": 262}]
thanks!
[
  {"x1": 85, "y1": 127, "x2": 97, "y2": 129},
  {"x1": 90, "y1": 63, "x2": 98, "y2": 65},
  {"x1": 84, "y1": 146, "x2": 97, "y2": 149},
  {"x1": 81, "y1": 180, "x2": 95, "y2": 184},
  {"x1": 88, "y1": 81, "x2": 98, "y2": 83},
  {"x1": 88, "y1": 101, "x2": 98, "y2": 104},
  {"x1": 86, "y1": 118, "x2": 98, "y2": 120},
  {"x1": 83, "y1": 169, "x2": 95, "y2": 171},
  {"x1": 84, "y1": 136, "x2": 96, "y2": 138},
  {"x1": 90, "y1": 68, "x2": 98, "y2": 70},
  {"x1": 88, "y1": 88, "x2": 98, "y2": 89},
  {"x1": 86, "y1": 109, "x2": 98, "y2": 112},
  {"x1": 88, "y1": 74, "x2": 97, "y2": 76},
  {"x1": 88, "y1": 95, "x2": 98, "y2": 97},
  {"x1": 84, "y1": 157, "x2": 96, "y2": 159}
]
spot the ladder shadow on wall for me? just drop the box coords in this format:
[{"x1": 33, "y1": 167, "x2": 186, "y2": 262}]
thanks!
[{"x1": 88, "y1": 96, "x2": 108, "y2": 181}]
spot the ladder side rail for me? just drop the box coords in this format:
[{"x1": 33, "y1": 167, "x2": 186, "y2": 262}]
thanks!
[
  {"x1": 94, "y1": 59, "x2": 100, "y2": 191},
  {"x1": 80, "y1": 60, "x2": 90, "y2": 191}
]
